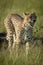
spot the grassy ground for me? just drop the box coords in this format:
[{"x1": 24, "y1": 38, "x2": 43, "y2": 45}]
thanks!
[
  {"x1": 0, "y1": 44, "x2": 43, "y2": 65},
  {"x1": 0, "y1": 0, "x2": 43, "y2": 65}
]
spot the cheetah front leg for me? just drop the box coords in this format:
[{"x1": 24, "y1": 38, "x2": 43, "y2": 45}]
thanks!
[{"x1": 26, "y1": 42, "x2": 29, "y2": 57}]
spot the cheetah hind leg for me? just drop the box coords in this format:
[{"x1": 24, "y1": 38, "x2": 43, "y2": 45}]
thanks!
[{"x1": 12, "y1": 34, "x2": 16, "y2": 50}]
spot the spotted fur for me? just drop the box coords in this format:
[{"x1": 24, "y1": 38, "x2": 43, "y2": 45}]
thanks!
[{"x1": 4, "y1": 12, "x2": 37, "y2": 56}]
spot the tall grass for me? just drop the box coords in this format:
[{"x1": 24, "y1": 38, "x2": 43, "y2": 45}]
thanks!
[{"x1": 0, "y1": 41, "x2": 43, "y2": 65}]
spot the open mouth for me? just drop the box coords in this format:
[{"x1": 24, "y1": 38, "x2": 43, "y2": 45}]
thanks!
[{"x1": 29, "y1": 22, "x2": 33, "y2": 26}]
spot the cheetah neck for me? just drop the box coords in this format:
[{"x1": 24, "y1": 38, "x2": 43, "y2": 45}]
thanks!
[{"x1": 22, "y1": 19, "x2": 32, "y2": 29}]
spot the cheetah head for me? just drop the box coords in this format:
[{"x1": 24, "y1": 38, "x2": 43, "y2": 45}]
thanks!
[{"x1": 24, "y1": 12, "x2": 37, "y2": 27}]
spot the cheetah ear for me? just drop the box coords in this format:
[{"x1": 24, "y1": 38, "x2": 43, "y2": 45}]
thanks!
[
  {"x1": 24, "y1": 13, "x2": 27, "y2": 15},
  {"x1": 31, "y1": 12, "x2": 36, "y2": 15},
  {"x1": 23, "y1": 12, "x2": 27, "y2": 16}
]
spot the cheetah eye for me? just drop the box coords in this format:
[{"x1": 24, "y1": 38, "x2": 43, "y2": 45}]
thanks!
[{"x1": 30, "y1": 15, "x2": 32, "y2": 18}]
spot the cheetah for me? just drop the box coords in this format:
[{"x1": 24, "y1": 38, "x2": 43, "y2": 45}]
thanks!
[{"x1": 4, "y1": 12, "x2": 37, "y2": 56}]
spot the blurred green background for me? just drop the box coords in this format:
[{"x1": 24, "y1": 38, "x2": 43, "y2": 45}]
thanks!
[
  {"x1": 0, "y1": 0, "x2": 43, "y2": 65},
  {"x1": 0, "y1": 0, "x2": 43, "y2": 38}
]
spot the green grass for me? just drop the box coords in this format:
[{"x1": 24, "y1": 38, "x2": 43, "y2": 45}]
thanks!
[
  {"x1": 0, "y1": 0, "x2": 43, "y2": 65},
  {"x1": 0, "y1": 44, "x2": 43, "y2": 65}
]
